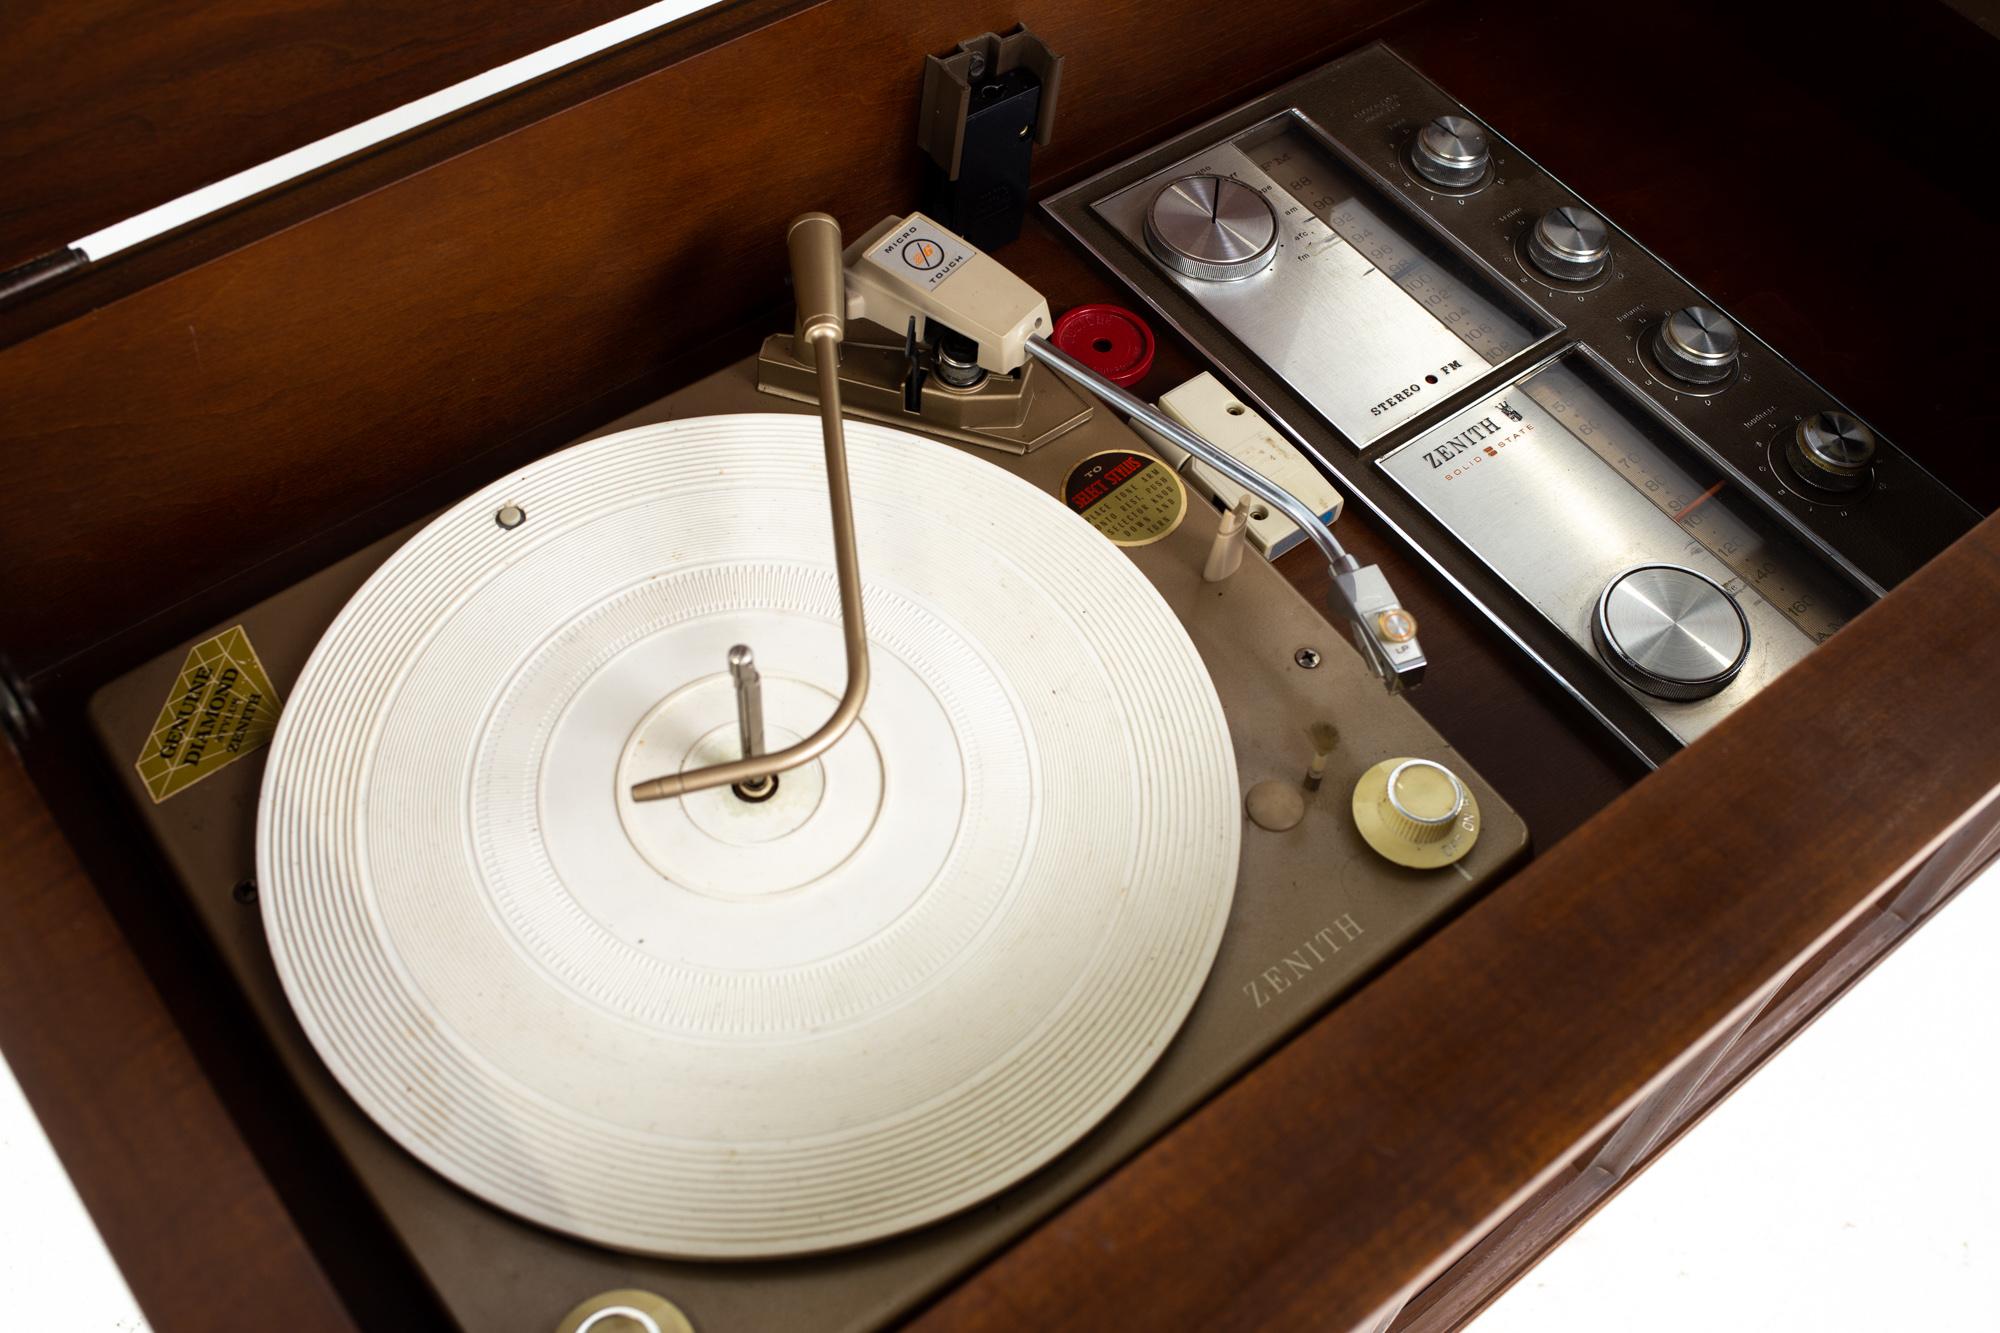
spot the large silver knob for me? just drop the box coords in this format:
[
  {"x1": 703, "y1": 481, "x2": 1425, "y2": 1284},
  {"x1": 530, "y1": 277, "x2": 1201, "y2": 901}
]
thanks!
[
  {"x1": 1651, "y1": 305, "x2": 1739, "y2": 385},
  {"x1": 1526, "y1": 205, "x2": 1610, "y2": 280},
  {"x1": 1592, "y1": 565, "x2": 1750, "y2": 701},
  {"x1": 1410, "y1": 115, "x2": 1489, "y2": 188},
  {"x1": 1143, "y1": 174, "x2": 1278, "y2": 281},
  {"x1": 1785, "y1": 411, "x2": 1876, "y2": 493}
]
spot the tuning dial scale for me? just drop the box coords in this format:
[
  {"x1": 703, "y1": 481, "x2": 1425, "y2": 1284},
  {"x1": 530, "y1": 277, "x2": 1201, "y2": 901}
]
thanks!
[
  {"x1": 1143, "y1": 174, "x2": 1279, "y2": 281},
  {"x1": 1408, "y1": 114, "x2": 1490, "y2": 190}
]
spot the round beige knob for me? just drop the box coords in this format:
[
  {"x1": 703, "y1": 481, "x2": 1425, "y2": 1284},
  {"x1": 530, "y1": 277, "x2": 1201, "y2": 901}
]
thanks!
[
  {"x1": 1352, "y1": 757, "x2": 1480, "y2": 869},
  {"x1": 556, "y1": 1290, "x2": 696, "y2": 1333}
]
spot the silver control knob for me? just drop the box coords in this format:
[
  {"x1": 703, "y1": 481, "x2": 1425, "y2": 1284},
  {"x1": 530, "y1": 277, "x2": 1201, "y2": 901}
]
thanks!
[
  {"x1": 1410, "y1": 115, "x2": 1489, "y2": 188},
  {"x1": 1143, "y1": 174, "x2": 1278, "y2": 282},
  {"x1": 1592, "y1": 565, "x2": 1750, "y2": 701},
  {"x1": 1785, "y1": 411, "x2": 1876, "y2": 493},
  {"x1": 1526, "y1": 205, "x2": 1610, "y2": 281},
  {"x1": 1651, "y1": 305, "x2": 1739, "y2": 385}
]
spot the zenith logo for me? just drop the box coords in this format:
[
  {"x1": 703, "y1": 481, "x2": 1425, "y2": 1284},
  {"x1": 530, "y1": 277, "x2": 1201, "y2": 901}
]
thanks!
[
  {"x1": 1243, "y1": 913, "x2": 1365, "y2": 1009},
  {"x1": 1421, "y1": 399, "x2": 1523, "y2": 470}
]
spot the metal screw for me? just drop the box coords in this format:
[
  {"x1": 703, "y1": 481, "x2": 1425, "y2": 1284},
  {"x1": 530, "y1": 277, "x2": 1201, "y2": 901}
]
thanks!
[
  {"x1": 232, "y1": 878, "x2": 258, "y2": 905},
  {"x1": 495, "y1": 502, "x2": 526, "y2": 529},
  {"x1": 1294, "y1": 647, "x2": 1322, "y2": 669}
]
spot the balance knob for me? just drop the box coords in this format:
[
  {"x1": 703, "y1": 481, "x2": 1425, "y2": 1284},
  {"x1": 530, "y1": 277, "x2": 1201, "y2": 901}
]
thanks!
[
  {"x1": 1352, "y1": 757, "x2": 1481, "y2": 869},
  {"x1": 1651, "y1": 305, "x2": 1739, "y2": 385},
  {"x1": 1786, "y1": 411, "x2": 1876, "y2": 493},
  {"x1": 1592, "y1": 565, "x2": 1751, "y2": 701},
  {"x1": 1143, "y1": 174, "x2": 1278, "y2": 282},
  {"x1": 1410, "y1": 115, "x2": 1489, "y2": 188},
  {"x1": 1526, "y1": 205, "x2": 1610, "y2": 280}
]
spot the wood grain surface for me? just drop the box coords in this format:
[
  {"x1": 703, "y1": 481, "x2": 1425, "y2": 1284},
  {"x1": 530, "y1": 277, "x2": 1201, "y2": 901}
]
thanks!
[
  {"x1": 0, "y1": 0, "x2": 672, "y2": 270},
  {"x1": 1389, "y1": 804, "x2": 2000, "y2": 1332}
]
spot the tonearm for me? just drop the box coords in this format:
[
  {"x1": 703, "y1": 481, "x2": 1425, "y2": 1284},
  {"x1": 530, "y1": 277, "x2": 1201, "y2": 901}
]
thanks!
[{"x1": 633, "y1": 210, "x2": 1426, "y2": 804}]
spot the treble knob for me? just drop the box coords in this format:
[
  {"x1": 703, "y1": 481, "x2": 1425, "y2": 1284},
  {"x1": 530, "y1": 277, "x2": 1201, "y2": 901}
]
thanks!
[
  {"x1": 1526, "y1": 205, "x2": 1610, "y2": 281},
  {"x1": 1786, "y1": 411, "x2": 1876, "y2": 493},
  {"x1": 1410, "y1": 115, "x2": 1490, "y2": 188}
]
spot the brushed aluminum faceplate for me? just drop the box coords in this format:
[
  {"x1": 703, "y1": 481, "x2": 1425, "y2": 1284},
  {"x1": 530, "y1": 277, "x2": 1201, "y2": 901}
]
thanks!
[
  {"x1": 1094, "y1": 136, "x2": 1541, "y2": 447},
  {"x1": 1378, "y1": 357, "x2": 1823, "y2": 745}
]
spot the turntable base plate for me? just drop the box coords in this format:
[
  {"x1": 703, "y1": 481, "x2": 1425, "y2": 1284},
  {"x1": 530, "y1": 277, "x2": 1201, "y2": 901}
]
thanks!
[{"x1": 92, "y1": 356, "x2": 1527, "y2": 1332}]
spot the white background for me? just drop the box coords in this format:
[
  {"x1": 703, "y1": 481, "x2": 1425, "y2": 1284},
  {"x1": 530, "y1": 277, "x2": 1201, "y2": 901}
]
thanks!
[{"x1": 5, "y1": 863, "x2": 1994, "y2": 1330}]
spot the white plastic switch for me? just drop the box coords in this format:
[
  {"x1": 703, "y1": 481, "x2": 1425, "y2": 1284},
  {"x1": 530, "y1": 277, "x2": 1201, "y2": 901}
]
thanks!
[{"x1": 1135, "y1": 373, "x2": 1342, "y2": 559}]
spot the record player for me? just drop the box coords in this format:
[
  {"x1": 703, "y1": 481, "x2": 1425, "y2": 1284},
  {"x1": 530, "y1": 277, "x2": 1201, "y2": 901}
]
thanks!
[
  {"x1": 82, "y1": 205, "x2": 1525, "y2": 1332},
  {"x1": 2, "y1": 3, "x2": 1998, "y2": 1332}
]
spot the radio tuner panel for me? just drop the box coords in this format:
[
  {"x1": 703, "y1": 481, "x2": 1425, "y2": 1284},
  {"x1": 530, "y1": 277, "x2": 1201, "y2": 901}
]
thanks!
[
  {"x1": 1377, "y1": 347, "x2": 1871, "y2": 746},
  {"x1": 1045, "y1": 41, "x2": 1979, "y2": 765}
]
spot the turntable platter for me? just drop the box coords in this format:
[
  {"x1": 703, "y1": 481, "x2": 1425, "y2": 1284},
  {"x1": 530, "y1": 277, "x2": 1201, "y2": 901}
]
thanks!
[{"x1": 257, "y1": 415, "x2": 1239, "y2": 1258}]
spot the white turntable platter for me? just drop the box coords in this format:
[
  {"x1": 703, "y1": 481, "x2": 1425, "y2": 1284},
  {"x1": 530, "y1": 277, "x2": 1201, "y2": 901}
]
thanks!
[{"x1": 257, "y1": 414, "x2": 1238, "y2": 1258}]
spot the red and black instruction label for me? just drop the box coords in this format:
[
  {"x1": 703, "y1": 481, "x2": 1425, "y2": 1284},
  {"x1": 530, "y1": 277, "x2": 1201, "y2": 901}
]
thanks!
[{"x1": 1061, "y1": 448, "x2": 1187, "y2": 547}]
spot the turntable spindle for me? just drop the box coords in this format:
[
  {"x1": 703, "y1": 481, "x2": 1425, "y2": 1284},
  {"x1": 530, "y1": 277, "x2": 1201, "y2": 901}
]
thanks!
[{"x1": 728, "y1": 645, "x2": 776, "y2": 801}]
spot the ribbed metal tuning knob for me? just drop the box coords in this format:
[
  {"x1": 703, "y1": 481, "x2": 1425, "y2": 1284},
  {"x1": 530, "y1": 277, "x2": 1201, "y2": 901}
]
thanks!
[
  {"x1": 1143, "y1": 174, "x2": 1279, "y2": 282},
  {"x1": 1651, "y1": 305, "x2": 1739, "y2": 385},
  {"x1": 1526, "y1": 205, "x2": 1610, "y2": 281},
  {"x1": 1786, "y1": 411, "x2": 1876, "y2": 493},
  {"x1": 1592, "y1": 565, "x2": 1750, "y2": 701},
  {"x1": 1410, "y1": 115, "x2": 1489, "y2": 188}
]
